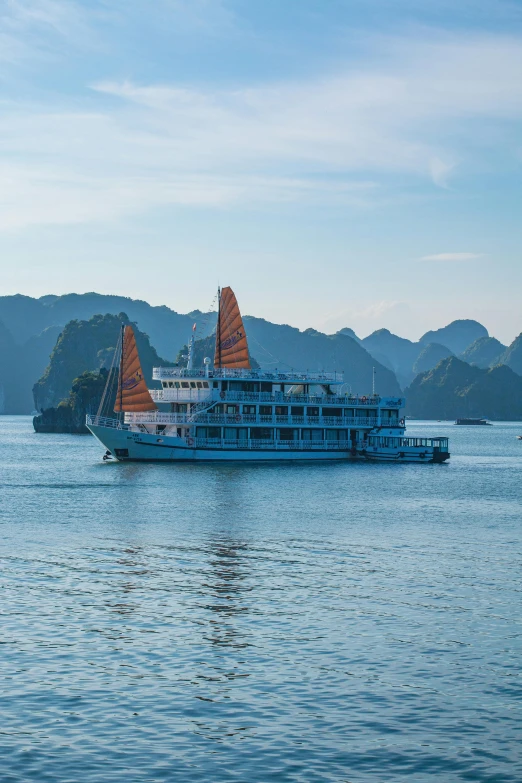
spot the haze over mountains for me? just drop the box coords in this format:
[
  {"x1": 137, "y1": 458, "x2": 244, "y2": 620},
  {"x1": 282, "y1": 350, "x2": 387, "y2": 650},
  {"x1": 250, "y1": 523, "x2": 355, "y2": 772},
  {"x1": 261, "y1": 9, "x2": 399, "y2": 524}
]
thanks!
[{"x1": 0, "y1": 292, "x2": 521, "y2": 419}]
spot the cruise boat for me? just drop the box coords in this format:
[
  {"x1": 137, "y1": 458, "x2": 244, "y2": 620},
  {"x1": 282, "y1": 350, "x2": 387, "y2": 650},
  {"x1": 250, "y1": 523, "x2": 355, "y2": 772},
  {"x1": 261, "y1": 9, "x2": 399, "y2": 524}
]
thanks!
[{"x1": 86, "y1": 287, "x2": 450, "y2": 463}]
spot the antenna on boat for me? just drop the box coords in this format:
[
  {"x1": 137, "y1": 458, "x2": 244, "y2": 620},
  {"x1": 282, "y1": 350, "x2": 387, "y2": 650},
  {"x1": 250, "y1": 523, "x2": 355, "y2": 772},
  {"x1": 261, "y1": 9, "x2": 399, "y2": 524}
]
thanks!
[
  {"x1": 186, "y1": 323, "x2": 196, "y2": 370},
  {"x1": 372, "y1": 366, "x2": 376, "y2": 396}
]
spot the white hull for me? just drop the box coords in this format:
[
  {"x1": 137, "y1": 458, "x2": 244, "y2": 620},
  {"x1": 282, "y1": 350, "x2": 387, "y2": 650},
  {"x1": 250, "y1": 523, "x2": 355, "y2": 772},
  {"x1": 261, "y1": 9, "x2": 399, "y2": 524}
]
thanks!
[
  {"x1": 88, "y1": 424, "x2": 447, "y2": 464},
  {"x1": 88, "y1": 425, "x2": 353, "y2": 461}
]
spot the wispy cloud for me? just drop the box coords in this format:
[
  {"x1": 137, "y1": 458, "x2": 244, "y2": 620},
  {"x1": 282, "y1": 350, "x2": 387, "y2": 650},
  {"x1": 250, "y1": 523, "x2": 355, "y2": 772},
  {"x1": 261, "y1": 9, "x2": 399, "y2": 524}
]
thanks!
[
  {"x1": 420, "y1": 252, "x2": 483, "y2": 261},
  {"x1": 0, "y1": 0, "x2": 95, "y2": 63},
  {"x1": 1, "y1": 25, "x2": 522, "y2": 229}
]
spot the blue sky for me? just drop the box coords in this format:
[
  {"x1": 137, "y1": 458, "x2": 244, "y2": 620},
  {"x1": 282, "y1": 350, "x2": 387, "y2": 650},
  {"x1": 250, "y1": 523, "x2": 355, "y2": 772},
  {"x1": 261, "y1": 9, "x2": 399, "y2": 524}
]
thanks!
[{"x1": 1, "y1": 0, "x2": 521, "y2": 342}]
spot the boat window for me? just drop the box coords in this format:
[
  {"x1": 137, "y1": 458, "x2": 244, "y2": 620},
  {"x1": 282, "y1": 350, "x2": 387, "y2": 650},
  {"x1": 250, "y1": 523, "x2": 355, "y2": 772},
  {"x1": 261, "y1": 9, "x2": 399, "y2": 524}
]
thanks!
[
  {"x1": 162, "y1": 382, "x2": 168, "y2": 388},
  {"x1": 196, "y1": 427, "x2": 207, "y2": 438},
  {"x1": 291, "y1": 406, "x2": 304, "y2": 416},
  {"x1": 278, "y1": 428, "x2": 295, "y2": 441},
  {"x1": 224, "y1": 427, "x2": 238, "y2": 439},
  {"x1": 311, "y1": 429, "x2": 323, "y2": 441},
  {"x1": 344, "y1": 409, "x2": 355, "y2": 417},
  {"x1": 208, "y1": 427, "x2": 221, "y2": 439},
  {"x1": 326, "y1": 429, "x2": 339, "y2": 440},
  {"x1": 260, "y1": 382, "x2": 272, "y2": 392},
  {"x1": 275, "y1": 406, "x2": 288, "y2": 416},
  {"x1": 203, "y1": 382, "x2": 209, "y2": 388},
  {"x1": 323, "y1": 407, "x2": 342, "y2": 417},
  {"x1": 243, "y1": 405, "x2": 256, "y2": 414},
  {"x1": 213, "y1": 381, "x2": 219, "y2": 388},
  {"x1": 259, "y1": 406, "x2": 272, "y2": 416},
  {"x1": 181, "y1": 382, "x2": 189, "y2": 388},
  {"x1": 168, "y1": 382, "x2": 173, "y2": 388},
  {"x1": 190, "y1": 382, "x2": 196, "y2": 388},
  {"x1": 307, "y1": 407, "x2": 319, "y2": 417},
  {"x1": 226, "y1": 405, "x2": 237, "y2": 414},
  {"x1": 175, "y1": 382, "x2": 180, "y2": 388},
  {"x1": 196, "y1": 382, "x2": 203, "y2": 389},
  {"x1": 249, "y1": 427, "x2": 273, "y2": 440}
]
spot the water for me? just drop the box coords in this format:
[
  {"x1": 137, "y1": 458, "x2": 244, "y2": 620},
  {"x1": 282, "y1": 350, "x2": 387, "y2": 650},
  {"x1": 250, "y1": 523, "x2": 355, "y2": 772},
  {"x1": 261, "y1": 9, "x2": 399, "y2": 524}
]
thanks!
[{"x1": 0, "y1": 416, "x2": 521, "y2": 783}]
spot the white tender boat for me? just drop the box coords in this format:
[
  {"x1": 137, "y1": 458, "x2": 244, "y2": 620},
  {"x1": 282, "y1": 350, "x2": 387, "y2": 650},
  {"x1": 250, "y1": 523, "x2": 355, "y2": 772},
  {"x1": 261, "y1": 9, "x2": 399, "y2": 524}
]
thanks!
[{"x1": 87, "y1": 287, "x2": 450, "y2": 464}]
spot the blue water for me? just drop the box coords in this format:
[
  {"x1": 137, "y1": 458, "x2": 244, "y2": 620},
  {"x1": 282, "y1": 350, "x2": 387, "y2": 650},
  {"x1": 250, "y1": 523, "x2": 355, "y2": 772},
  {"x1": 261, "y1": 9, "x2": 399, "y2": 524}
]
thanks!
[{"x1": 0, "y1": 416, "x2": 521, "y2": 782}]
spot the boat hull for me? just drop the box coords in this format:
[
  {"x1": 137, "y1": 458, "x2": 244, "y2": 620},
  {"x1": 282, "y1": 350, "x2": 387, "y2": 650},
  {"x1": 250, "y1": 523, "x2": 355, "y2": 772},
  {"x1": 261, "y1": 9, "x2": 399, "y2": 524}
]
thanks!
[{"x1": 87, "y1": 424, "x2": 448, "y2": 464}]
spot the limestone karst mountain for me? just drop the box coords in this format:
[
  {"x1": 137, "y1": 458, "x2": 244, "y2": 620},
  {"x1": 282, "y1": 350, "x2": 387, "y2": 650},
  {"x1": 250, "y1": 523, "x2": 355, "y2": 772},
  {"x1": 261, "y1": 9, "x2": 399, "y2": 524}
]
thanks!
[
  {"x1": 33, "y1": 370, "x2": 114, "y2": 434},
  {"x1": 419, "y1": 319, "x2": 488, "y2": 355},
  {"x1": 499, "y1": 333, "x2": 522, "y2": 376},
  {"x1": 1, "y1": 291, "x2": 519, "y2": 415},
  {"x1": 460, "y1": 336, "x2": 506, "y2": 369},
  {"x1": 360, "y1": 329, "x2": 454, "y2": 388},
  {"x1": 177, "y1": 320, "x2": 400, "y2": 396},
  {"x1": 33, "y1": 313, "x2": 173, "y2": 412},
  {"x1": 405, "y1": 356, "x2": 522, "y2": 420}
]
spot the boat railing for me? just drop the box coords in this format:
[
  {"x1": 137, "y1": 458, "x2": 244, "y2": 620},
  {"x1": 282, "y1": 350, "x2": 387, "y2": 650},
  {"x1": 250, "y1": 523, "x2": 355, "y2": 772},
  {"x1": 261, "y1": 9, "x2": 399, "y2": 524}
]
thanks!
[
  {"x1": 368, "y1": 435, "x2": 449, "y2": 449},
  {"x1": 150, "y1": 389, "x2": 393, "y2": 406},
  {"x1": 123, "y1": 412, "x2": 393, "y2": 427},
  {"x1": 193, "y1": 438, "x2": 352, "y2": 450},
  {"x1": 153, "y1": 367, "x2": 343, "y2": 383},
  {"x1": 150, "y1": 389, "x2": 213, "y2": 403},
  {"x1": 86, "y1": 414, "x2": 130, "y2": 430},
  {"x1": 400, "y1": 437, "x2": 449, "y2": 449}
]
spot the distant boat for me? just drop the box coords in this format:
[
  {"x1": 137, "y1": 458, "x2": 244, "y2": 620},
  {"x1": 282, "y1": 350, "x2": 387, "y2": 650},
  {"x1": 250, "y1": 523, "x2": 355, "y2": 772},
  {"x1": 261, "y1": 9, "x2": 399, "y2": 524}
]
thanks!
[
  {"x1": 455, "y1": 418, "x2": 492, "y2": 426},
  {"x1": 517, "y1": 435, "x2": 522, "y2": 440}
]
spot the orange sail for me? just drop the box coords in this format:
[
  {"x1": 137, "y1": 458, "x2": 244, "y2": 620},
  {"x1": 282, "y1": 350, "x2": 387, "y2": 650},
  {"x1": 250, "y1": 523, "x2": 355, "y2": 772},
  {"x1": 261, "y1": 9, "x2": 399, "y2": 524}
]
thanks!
[
  {"x1": 114, "y1": 325, "x2": 156, "y2": 412},
  {"x1": 214, "y1": 287, "x2": 251, "y2": 369}
]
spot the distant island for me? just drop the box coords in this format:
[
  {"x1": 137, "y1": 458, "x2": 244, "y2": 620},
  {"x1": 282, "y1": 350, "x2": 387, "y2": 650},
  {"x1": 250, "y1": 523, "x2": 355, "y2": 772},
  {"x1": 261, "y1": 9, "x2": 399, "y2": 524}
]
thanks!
[
  {"x1": 405, "y1": 357, "x2": 522, "y2": 421},
  {"x1": 0, "y1": 292, "x2": 520, "y2": 427}
]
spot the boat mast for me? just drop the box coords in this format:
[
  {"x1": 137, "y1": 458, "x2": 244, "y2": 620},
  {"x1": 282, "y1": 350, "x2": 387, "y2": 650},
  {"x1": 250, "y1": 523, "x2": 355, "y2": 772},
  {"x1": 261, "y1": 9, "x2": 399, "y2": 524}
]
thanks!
[
  {"x1": 119, "y1": 323, "x2": 125, "y2": 414},
  {"x1": 216, "y1": 286, "x2": 221, "y2": 368}
]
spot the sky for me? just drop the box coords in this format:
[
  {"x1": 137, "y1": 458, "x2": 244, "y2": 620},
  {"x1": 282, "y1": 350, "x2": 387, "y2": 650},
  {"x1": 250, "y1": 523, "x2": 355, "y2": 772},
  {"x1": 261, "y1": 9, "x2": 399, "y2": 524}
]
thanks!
[{"x1": 0, "y1": 0, "x2": 521, "y2": 343}]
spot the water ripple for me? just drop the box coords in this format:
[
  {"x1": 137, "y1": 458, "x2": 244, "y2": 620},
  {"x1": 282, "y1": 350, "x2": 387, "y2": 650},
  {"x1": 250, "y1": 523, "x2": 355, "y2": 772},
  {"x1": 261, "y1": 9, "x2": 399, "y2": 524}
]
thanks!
[{"x1": 0, "y1": 417, "x2": 521, "y2": 782}]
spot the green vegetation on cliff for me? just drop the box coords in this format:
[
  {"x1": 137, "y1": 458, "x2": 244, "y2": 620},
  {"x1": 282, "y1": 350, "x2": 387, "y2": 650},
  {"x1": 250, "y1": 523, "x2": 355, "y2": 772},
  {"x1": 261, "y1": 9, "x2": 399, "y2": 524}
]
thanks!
[
  {"x1": 460, "y1": 336, "x2": 505, "y2": 368},
  {"x1": 499, "y1": 333, "x2": 522, "y2": 376},
  {"x1": 33, "y1": 370, "x2": 114, "y2": 434},
  {"x1": 405, "y1": 357, "x2": 522, "y2": 420},
  {"x1": 33, "y1": 312, "x2": 173, "y2": 411}
]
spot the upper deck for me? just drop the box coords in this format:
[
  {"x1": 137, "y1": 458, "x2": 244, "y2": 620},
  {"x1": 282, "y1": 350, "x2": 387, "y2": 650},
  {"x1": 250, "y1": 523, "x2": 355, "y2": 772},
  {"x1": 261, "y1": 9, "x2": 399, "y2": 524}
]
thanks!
[{"x1": 153, "y1": 366, "x2": 343, "y2": 384}]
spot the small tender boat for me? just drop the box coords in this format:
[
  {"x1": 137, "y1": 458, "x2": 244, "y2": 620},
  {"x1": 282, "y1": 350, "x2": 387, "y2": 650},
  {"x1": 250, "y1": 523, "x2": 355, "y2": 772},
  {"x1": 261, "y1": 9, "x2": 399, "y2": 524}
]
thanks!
[{"x1": 87, "y1": 287, "x2": 450, "y2": 464}]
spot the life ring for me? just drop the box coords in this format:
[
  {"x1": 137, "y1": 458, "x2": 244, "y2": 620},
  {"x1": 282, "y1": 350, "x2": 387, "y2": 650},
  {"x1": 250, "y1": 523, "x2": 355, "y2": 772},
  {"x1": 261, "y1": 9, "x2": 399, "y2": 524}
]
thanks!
[
  {"x1": 220, "y1": 391, "x2": 225, "y2": 399},
  {"x1": 235, "y1": 414, "x2": 241, "y2": 422},
  {"x1": 399, "y1": 418, "x2": 405, "y2": 426},
  {"x1": 187, "y1": 437, "x2": 194, "y2": 447}
]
